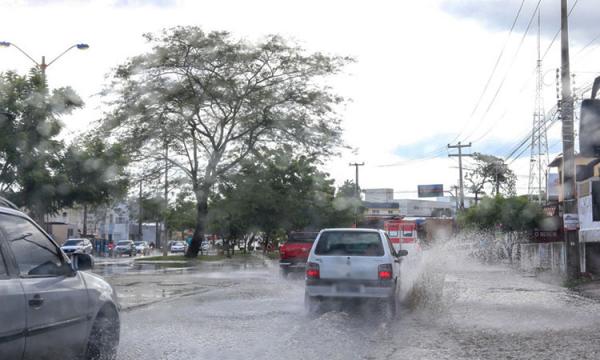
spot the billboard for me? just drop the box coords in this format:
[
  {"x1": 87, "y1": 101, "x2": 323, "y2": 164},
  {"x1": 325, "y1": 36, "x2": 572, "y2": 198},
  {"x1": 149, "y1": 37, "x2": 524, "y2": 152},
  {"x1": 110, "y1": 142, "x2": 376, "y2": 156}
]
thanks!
[{"x1": 418, "y1": 184, "x2": 444, "y2": 198}]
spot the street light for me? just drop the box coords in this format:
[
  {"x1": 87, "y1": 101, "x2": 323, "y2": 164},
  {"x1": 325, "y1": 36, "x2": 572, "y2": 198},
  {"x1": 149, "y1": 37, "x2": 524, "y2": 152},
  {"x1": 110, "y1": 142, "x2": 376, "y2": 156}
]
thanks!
[{"x1": 0, "y1": 41, "x2": 89, "y2": 81}]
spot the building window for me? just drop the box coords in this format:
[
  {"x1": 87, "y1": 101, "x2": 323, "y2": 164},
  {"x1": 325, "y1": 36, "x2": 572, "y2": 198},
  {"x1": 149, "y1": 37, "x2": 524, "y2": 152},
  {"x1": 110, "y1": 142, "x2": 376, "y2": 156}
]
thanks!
[{"x1": 372, "y1": 210, "x2": 380, "y2": 214}]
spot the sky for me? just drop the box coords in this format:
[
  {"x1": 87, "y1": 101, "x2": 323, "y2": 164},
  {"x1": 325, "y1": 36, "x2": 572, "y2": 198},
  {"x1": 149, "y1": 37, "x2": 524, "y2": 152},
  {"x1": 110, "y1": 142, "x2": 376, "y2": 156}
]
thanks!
[{"x1": 1, "y1": 0, "x2": 600, "y2": 200}]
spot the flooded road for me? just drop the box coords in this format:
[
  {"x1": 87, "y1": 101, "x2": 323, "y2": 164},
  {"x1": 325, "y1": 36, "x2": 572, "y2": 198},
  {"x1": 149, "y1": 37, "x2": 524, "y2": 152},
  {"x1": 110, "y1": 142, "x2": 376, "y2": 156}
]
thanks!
[{"x1": 113, "y1": 251, "x2": 600, "y2": 359}]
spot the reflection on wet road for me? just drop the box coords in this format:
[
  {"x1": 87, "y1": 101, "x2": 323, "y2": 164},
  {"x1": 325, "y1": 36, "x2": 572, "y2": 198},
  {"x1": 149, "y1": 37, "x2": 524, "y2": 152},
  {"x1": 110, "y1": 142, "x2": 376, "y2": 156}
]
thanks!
[{"x1": 113, "y1": 250, "x2": 600, "y2": 359}]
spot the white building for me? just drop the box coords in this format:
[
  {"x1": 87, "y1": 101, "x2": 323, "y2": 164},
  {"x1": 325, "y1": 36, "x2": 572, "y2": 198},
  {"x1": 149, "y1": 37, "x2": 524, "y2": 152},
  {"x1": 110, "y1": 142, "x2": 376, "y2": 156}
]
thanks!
[
  {"x1": 394, "y1": 199, "x2": 455, "y2": 217},
  {"x1": 363, "y1": 188, "x2": 394, "y2": 203},
  {"x1": 47, "y1": 202, "x2": 130, "y2": 242}
]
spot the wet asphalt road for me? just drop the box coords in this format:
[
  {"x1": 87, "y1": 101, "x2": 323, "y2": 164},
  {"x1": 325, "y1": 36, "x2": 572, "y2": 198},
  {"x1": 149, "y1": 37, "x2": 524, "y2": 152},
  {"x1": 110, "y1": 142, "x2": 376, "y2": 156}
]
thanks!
[{"x1": 112, "y1": 250, "x2": 600, "y2": 360}]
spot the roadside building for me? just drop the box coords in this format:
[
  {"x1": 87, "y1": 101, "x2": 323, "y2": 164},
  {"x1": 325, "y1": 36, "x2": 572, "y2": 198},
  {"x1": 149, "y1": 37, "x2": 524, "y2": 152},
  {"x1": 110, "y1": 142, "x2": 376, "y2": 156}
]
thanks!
[
  {"x1": 363, "y1": 188, "x2": 394, "y2": 203},
  {"x1": 46, "y1": 202, "x2": 130, "y2": 243}
]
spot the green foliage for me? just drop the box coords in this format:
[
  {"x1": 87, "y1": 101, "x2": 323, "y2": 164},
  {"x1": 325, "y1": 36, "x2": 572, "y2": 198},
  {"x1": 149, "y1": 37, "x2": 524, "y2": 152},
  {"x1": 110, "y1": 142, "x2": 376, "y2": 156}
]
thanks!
[
  {"x1": 465, "y1": 153, "x2": 516, "y2": 200},
  {"x1": 0, "y1": 70, "x2": 83, "y2": 219},
  {"x1": 60, "y1": 137, "x2": 129, "y2": 209},
  {"x1": 458, "y1": 196, "x2": 544, "y2": 232},
  {"x1": 207, "y1": 150, "x2": 355, "y2": 241},
  {"x1": 166, "y1": 191, "x2": 197, "y2": 232},
  {"x1": 99, "y1": 26, "x2": 351, "y2": 256}
]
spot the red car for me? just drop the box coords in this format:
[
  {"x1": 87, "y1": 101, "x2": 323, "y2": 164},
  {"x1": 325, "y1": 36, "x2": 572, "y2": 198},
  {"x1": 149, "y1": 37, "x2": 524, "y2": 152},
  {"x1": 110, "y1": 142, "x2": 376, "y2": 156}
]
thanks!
[{"x1": 279, "y1": 231, "x2": 318, "y2": 277}]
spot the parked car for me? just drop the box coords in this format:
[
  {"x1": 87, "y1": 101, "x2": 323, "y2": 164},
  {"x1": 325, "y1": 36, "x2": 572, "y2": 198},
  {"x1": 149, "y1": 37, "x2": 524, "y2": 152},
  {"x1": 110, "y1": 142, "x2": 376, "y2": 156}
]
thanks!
[
  {"x1": 115, "y1": 240, "x2": 136, "y2": 257},
  {"x1": 0, "y1": 201, "x2": 120, "y2": 360},
  {"x1": 170, "y1": 241, "x2": 186, "y2": 254},
  {"x1": 201, "y1": 241, "x2": 210, "y2": 252},
  {"x1": 134, "y1": 241, "x2": 150, "y2": 256},
  {"x1": 304, "y1": 228, "x2": 408, "y2": 317},
  {"x1": 60, "y1": 238, "x2": 93, "y2": 255},
  {"x1": 279, "y1": 231, "x2": 319, "y2": 277}
]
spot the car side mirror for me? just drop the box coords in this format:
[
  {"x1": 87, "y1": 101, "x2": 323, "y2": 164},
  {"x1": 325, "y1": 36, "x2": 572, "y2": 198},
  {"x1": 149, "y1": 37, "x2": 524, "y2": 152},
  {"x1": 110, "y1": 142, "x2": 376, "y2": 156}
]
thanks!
[
  {"x1": 72, "y1": 253, "x2": 94, "y2": 271},
  {"x1": 397, "y1": 250, "x2": 408, "y2": 257}
]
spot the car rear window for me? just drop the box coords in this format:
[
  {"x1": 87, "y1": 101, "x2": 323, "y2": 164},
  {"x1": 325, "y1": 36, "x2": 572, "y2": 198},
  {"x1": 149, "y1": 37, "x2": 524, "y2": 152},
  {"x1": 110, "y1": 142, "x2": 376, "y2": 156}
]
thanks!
[
  {"x1": 117, "y1": 241, "x2": 130, "y2": 246},
  {"x1": 315, "y1": 231, "x2": 384, "y2": 256},
  {"x1": 287, "y1": 232, "x2": 318, "y2": 243}
]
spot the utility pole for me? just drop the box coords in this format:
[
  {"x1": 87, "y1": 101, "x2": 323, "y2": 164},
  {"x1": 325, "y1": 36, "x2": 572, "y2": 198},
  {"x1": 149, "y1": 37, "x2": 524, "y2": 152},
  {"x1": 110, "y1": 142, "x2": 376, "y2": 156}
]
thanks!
[
  {"x1": 448, "y1": 142, "x2": 472, "y2": 210},
  {"x1": 138, "y1": 180, "x2": 143, "y2": 242},
  {"x1": 560, "y1": 0, "x2": 579, "y2": 279},
  {"x1": 162, "y1": 141, "x2": 169, "y2": 257},
  {"x1": 349, "y1": 162, "x2": 365, "y2": 226}
]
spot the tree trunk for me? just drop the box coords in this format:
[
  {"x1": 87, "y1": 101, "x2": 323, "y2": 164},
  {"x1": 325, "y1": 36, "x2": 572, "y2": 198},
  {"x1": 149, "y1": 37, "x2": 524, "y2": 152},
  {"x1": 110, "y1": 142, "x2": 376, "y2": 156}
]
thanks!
[
  {"x1": 186, "y1": 187, "x2": 209, "y2": 258},
  {"x1": 83, "y1": 204, "x2": 88, "y2": 236}
]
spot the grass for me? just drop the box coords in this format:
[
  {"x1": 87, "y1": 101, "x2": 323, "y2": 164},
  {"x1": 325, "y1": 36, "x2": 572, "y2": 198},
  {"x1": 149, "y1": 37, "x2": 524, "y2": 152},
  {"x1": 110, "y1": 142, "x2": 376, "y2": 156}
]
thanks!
[
  {"x1": 265, "y1": 251, "x2": 280, "y2": 260},
  {"x1": 562, "y1": 274, "x2": 594, "y2": 289}
]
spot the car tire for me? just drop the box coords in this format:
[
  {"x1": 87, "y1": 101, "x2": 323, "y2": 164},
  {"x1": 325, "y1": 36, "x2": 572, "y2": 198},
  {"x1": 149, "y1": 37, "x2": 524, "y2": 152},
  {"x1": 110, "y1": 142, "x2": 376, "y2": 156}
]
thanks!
[
  {"x1": 383, "y1": 294, "x2": 398, "y2": 320},
  {"x1": 85, "y1": 306, "x2": 120, "y2": 360},
  {"x1": 304, "y1": 292, "x2": 320, "y2": 316},
  {"x1": 279, "y1": 268, "x2": 289, "y2": 279}
]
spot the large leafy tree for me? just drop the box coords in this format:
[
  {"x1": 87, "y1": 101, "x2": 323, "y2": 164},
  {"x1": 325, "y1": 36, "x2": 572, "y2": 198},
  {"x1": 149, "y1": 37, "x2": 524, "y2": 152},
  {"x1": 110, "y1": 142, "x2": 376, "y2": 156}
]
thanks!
[
  {"x1": 207, "y1": 150, "x2": 355, "y2": 250},
  {"x1": 101, "y1": 27, "x2": 351, "y2": 257},
  {"x1": 0, "y1": 70, "x2": 83, "y2": 222},
  {"x1": 465, "y1": 153, "x2": 516, "y2": 202},
  {"x1": 60, "y1": 137, "x2": 129, "y2": 234}
]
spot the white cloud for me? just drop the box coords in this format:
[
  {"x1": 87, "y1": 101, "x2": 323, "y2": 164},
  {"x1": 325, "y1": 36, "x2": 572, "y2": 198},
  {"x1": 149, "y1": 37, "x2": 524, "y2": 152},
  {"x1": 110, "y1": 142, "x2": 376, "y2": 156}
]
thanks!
[{"x1": 0, "y1": 0, "x2": 595, "y2": 198}]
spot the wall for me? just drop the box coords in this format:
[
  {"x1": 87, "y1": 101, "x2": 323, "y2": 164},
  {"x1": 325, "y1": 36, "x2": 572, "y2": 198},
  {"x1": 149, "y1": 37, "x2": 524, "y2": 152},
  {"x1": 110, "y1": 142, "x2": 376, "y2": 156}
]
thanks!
[
  {"x1": 396, "y1": 199, "x2": 454, "y2": 217},
  {"x1": 519, "y1": 242, "x2": 565, "y2": 275},
  {"x1": 364, "y1": 189, "x2": 394, "y2": 203}
]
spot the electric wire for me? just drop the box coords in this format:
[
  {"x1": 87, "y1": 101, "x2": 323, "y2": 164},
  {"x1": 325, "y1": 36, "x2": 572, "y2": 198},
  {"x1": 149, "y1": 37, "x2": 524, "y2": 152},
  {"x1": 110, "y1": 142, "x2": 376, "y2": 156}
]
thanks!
[{"x1": 462, "y1": 0, "x2": 543, "y2": 143}]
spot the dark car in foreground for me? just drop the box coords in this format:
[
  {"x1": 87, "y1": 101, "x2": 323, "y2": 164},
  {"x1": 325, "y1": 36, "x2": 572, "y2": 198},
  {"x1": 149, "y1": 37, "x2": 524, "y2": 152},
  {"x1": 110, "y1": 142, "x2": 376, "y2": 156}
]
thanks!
[
  {"x1": 279, "y1": 231, "x2": 318, "y2": 277},
  {"x1": 0, "y1": 203, "x2": 120, "y2": 360}
]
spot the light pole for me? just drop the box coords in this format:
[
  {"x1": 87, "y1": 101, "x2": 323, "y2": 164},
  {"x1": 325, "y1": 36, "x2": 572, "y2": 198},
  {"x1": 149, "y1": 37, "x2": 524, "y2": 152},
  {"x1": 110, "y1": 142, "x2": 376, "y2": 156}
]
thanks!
[{"x1": 0, "y1": 41, "x2": 89, "y2": 83}]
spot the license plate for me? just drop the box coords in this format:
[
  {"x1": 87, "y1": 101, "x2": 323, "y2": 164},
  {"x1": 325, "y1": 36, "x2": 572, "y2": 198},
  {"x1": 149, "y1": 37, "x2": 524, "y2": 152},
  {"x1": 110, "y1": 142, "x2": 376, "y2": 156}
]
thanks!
[{"x1": 337, "y1": 284, "x2": 360, "y2": 292}]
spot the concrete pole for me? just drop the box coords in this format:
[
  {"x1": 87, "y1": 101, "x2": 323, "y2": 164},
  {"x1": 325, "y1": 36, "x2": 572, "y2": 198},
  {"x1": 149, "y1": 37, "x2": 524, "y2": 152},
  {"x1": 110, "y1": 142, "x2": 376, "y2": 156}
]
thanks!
[{"x1": 560, "y1": 0, "x2": 580, "y2": 279}]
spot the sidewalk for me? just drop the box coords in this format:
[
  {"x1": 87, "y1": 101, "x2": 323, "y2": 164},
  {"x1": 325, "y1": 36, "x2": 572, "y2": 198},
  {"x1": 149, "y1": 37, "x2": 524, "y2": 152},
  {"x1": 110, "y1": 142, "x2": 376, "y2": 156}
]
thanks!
[{"x1": 572, "y1": 279, "x2": 600, "y2": 301}]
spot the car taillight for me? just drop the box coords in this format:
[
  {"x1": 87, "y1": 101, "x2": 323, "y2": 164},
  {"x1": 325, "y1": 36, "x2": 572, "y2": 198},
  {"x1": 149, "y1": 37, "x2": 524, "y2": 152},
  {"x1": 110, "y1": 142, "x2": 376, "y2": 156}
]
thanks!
[
  {"x1": 306, "y1": 262, "x2": 320, "y2": 279},
  {"x1": 378, "y1": 264, "x2": 393, "y2": 280}
]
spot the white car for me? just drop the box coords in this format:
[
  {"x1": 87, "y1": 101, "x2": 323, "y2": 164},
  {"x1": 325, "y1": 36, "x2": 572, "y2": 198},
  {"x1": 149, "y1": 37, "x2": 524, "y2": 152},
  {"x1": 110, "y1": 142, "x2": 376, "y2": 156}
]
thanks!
[
  {"x1": 170, "y1": 241, "x2": 186, "y2": 254},
  {"x1": 305, "y1": 228, "x2": 407, "y2": 317},
  {"x1": 60, "y1": 238, "x2": 93, "y2": 255},
  {"x1": 134, "y1": 241, "x2": 150, "y2": 255},
  {"x1": 201, "y1": 242, "x2": 210, "y2": 252}
]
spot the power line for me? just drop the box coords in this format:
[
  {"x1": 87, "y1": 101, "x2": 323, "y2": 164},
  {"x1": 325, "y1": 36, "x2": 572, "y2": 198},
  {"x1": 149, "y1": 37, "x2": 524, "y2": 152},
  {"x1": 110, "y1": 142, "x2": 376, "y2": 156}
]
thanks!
[
  {"x1": 541, "y1": 0, "x2": 580, "y2": 61},
  {"x1": 462, "y1": 0, "x2": 543, "y2": 143},
  {"x1": 472, "y1": 0, "x2": 583, "y2": 146},
  {"x1": 463, "y1": 0, "x2": 527, "y2": 124}
]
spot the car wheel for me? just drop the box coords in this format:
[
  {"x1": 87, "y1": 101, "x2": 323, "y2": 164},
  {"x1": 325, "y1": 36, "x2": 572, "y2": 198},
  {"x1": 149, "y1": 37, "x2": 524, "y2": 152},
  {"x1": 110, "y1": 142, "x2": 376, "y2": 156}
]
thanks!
[
  {"x1": 85, "y1": 305, "x2": 120, "y2": 360},
  {"x1": 383, "y1": 295, "x2": 398, "y2": 320},
  {"x1": 279, "y1": 268, "x2": 289, "y2": 279},
  {"x1": 304, "y1": 292, "x2": 320, "y2": 316}
]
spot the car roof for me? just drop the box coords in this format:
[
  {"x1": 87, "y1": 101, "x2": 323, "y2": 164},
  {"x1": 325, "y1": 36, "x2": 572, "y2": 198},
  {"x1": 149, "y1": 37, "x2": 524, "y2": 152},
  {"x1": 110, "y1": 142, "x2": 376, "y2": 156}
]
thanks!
[
  {"x1": 319, "y1": 228, "x2": 382, "y2": 233},
  {"x1": 0, "y1": 206, "x2": 31, "y2": 219}
]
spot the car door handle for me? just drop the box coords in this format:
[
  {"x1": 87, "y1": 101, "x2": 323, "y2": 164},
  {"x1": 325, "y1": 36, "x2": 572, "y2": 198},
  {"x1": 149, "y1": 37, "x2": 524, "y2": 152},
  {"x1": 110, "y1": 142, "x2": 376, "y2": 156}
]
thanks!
[{"x1": 28, "y1": 294, "x2": 44, "y2": 308}]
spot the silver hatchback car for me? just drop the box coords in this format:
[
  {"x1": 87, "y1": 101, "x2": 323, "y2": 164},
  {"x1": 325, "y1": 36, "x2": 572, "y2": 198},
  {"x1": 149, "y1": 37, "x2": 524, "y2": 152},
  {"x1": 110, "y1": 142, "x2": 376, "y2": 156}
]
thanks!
[
  {"x1": 0, "y1": 205, "x2": 120, "y2": 360},
  {"x1": 305, "y1": 228, "x2": 407, "y2": 316}
]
